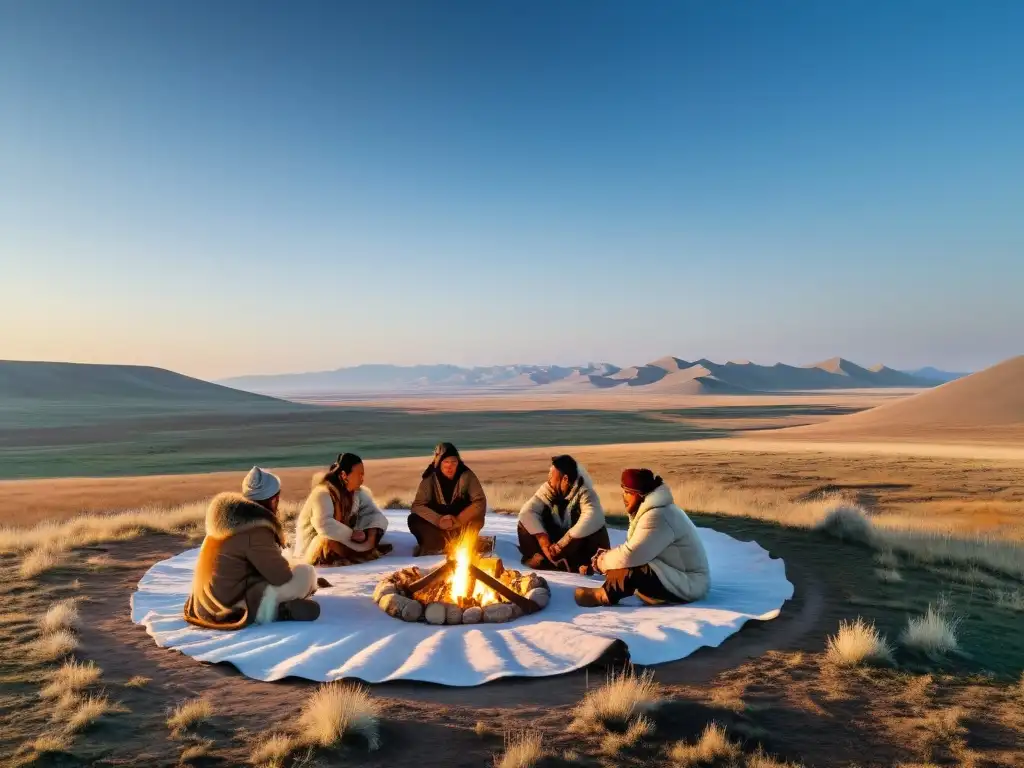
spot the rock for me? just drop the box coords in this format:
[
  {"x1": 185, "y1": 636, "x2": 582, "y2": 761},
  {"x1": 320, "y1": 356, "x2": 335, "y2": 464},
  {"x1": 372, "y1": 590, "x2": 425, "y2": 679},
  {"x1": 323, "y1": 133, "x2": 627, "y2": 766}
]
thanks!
[
  {"x1": 444, "y1": 603, "x2": 464, "y2": 625},
  {"x1": 401, "y1": 599, "x2": 424, "y2": 622},
  {"x1": 522, "y1": 574, "x2": 544, "y2": 593},
  {"x1": 510, "y1": 604, "x2": 524, "y2": 619},
  {"x1": 425, "y1": 602, "x2": 447, "y2": 625},
  {"x1": 379, "y1": 593, "x2": 412, "y2": 618},
  {"x1": 373, "y1": 581, "x2": 398, "y2": 603},
  {"x1": 462, "y1": 606, "x2": 483, "y2": 624},
  {"x1": 526, "y1": 587, "x2": 550, "y2": 608},
  {"x1": 483, "y1": 603, "x2": 515, "y2": 623}
]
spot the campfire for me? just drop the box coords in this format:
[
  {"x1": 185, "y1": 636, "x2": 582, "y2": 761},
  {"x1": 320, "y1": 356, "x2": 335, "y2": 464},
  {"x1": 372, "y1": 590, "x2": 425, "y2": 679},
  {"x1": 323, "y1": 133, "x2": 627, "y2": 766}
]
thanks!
[{"x1": 372, "y1": 530, "x2": 551, "y2": 624}]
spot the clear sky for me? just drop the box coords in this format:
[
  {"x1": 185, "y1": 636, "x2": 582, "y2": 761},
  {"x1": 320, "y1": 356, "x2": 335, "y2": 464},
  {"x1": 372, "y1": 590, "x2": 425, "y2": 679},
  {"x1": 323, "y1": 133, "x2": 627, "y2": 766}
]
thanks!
[{"x1": 2, "y1": 1, "x2": 1021, "y2": 380}]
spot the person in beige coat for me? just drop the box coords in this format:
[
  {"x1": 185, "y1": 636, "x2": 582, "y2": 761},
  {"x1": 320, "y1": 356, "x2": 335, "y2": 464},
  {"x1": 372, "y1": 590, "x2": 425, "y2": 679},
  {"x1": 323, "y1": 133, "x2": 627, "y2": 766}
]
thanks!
[
  {"x1": 575, "y1": 468, "x2": 710, "y2": 607},
  {"x1": 293, "y1": 453, "x2": 392, "y2": 566},
  {"x1": 184, "y1": 467, "x2": 320, "y2": 630}
]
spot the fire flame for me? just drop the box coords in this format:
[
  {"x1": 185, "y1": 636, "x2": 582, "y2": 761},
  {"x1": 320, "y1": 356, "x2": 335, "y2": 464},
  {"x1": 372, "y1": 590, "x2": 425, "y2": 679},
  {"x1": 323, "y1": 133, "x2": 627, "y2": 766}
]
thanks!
[{"x1": 448, "y1": 529, "x2": 499, "y2": 607}]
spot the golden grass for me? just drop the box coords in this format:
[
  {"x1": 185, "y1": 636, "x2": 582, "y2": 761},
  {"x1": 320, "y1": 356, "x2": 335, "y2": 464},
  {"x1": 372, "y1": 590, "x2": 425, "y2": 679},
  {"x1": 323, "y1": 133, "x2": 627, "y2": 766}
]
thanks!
[
  {"x1": 825, "y1": 618, "x2": 894, "y2": 667},
  {"x1": 746, "y1": 749, "x2": 805, "y2": 768},
  {"x1": 668, "y1": 722, "x2": 741, "y2": 766},
  {"x1": 124, "y1": 675, "x2": 151, "y2": 688},
  {"x1": 900, "y1": 602, "x2": 960, "y2": 656},
  {"x1": 167, "y1": 698, "x2": 213, "y2": 733},
  {"x1": 27, "y1": 732, "x2": 71, "y2": 755},
  {"x1": 297, "y1": 682, "x2": 381, "y2": 751},
  {"x1": 66, "y1": 694, "x2": 122, "y2": 733},
  {"x1": 30, "y1": 629, "x2": 78, "y2": 662},
  {"x1": 494, "y1": 731, "x2": 543, "y2": 768},
  {"x1": 250, "y1": 732, "x2": 296, "y2": 767},
  {"x1": 40, "y1": 599, "x2": 79, "y2": 633},
  {"x1": 180, "y1": 739, "x2": 214, "y2": 763},
  {"x1": 599, "y1": 714, "x2": 654, "y2": 755},
  {"x1": 475, "y1": 720, "x2": 490, "y2": 736},
  {"x1": 571, "y1": 667, "x2": 661, "y2": 731},
  {"x1": 20, "y1": 548, "x2": 66, "y2": 578},
  {"x1": 40, "y1": 660, "x2": 101, "y2": 699}
]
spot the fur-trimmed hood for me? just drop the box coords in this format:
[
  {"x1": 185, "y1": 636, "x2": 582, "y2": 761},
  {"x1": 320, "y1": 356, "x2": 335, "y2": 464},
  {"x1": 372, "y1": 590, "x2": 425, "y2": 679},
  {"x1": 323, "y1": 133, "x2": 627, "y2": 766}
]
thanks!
[{"x1": 205, "y1": 492, "x2": 285, "y2": 547}]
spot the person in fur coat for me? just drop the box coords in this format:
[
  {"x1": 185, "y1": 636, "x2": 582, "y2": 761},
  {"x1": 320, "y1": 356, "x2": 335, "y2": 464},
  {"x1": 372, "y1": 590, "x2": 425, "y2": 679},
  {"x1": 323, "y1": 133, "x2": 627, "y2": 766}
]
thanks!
[
  {"x1": 517, "y1": 454, "x2": 610, "y2": 573},
  {"x1": 575, "y1": 468, "x2": 710, "y2": 607},
  {"x1": 183, "y1": 467, "x2": 320, "y2": 630},
  {"x1": 292, "y1": 453, "x2": 392, "y2": 566},
  {"x1": 408, "y1": 442, "x2": 487, "y2": 556}
]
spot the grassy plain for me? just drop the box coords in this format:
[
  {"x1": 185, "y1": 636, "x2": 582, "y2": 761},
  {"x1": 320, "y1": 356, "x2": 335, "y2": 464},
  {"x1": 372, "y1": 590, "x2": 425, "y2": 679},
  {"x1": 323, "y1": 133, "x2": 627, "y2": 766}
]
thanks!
[{"x1": 0, "y1": 391, "x2": 881, "y2": 480}]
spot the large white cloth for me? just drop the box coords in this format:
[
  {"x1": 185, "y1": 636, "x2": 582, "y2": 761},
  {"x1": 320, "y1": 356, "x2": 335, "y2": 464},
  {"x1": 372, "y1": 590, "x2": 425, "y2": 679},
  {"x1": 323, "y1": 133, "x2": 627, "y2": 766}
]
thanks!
[{"x1": 131, "y1": 511, "x2": 793, "y2": 687}]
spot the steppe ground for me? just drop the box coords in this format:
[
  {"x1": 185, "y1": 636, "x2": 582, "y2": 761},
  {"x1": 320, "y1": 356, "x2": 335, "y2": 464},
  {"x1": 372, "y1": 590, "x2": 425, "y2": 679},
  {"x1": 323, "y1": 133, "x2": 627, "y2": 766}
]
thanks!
[{"x1": 2, "y1": 391, "x2": 1023, "y2": 767}]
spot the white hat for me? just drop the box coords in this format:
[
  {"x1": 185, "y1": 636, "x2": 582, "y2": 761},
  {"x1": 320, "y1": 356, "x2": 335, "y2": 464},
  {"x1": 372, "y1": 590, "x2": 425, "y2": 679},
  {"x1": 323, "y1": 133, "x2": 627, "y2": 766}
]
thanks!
[{"x1": 242, "y1": 466, "x2": 281, "y2": 501}]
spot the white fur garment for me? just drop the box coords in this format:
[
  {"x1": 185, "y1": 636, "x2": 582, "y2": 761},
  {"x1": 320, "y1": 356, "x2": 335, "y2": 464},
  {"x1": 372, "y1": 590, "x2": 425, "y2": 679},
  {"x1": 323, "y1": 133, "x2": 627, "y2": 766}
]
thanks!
[{"x1": 131, "y1": 510, "x2": 793, "y2": 686}]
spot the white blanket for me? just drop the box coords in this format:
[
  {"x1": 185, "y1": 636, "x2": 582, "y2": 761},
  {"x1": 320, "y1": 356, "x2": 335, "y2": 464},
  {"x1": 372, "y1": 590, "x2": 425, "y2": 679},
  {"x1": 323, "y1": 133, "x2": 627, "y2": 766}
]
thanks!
[{"x1": 131, "y1": 511, "x2": 792, "y2": 686}]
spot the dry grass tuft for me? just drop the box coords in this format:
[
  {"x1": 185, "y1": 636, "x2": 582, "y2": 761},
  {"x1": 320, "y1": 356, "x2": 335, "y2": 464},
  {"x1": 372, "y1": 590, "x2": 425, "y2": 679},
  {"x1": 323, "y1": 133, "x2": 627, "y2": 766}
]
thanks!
[
  {"x1": 31, "y1": 629, "x2": 78, "y2": 662},
  {"x1": 40, "y1": 599, "x2": 80, "y2": 633},
  {"x1": 167, "y1": 698, "x2": 213, "y2": 733},
  {"x1": 874, "y1": 549, "x2": 901, "y2": 568},
  {"x1": 993, "y1": 588, "x2": 1024, "y2": 611},
  {"x1": 875, "y1": 568, "x2": 903, "y2": 583},
  {"x1": 475, "y1": 720, "x2": 490, "y2": 737},
  {"x1": 41, "y1": 660, "x2": 101, "y2": 699},
  {"x1": 900, "y1": 602, "x2": 960, "y2": 657},
  {"x1": 494, "y1": 731, "x2": 543, "y2": 768},
  {"x1": 600, "y1": 714, "x2": 654, "y2": 755},
  {"x1": 668, "y1": 722, "x2": 741, "y2": 766},
  {"x1": 180, "y1": 739, "x2": 214, "y2": 764},
  {"x1": 298, "y1": 682, "x2": 381, "y2": 751},
  {"x1": 561, "y1": 749, "x2": 579, "y2": 762},
  {"x1": 825, "y1": 618, "x2": 893, "y2": 667},
  {"x1": 746, "y1": 749, "x2": 805, "y2": 768},
  {"x1": 572, "y1": 667, "x2": 661, "y2": 730},
  {"x1": 66, "y1": 694, "x2": 123, "y2": 733},
  {"x1": 125, "y1": 675, "x2": 151, "y2": 688},
  {"x1": 20, "y1": 548, "x2": 66, "y2": 579},
  {"x1": 815, "y1": 504, "x2": 875, "y2": 545},
  {"x1": 250, "y1": 733, "x2": 296, "y2": 767},
  {"x1": 28, "y1": 732, "x2": 71, "y2": 755}
]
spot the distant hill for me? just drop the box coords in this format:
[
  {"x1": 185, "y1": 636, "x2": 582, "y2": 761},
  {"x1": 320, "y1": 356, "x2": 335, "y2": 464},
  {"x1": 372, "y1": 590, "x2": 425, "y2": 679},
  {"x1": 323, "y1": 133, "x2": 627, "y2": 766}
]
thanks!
[
  {"x1": 220, "y1": 356, "x2": 943, "y2": 396},
  {"x1": 903, "y1": 366, "x2": 970, "y2": 383},
  {"x1": 771, "y1": 356, "x2": 1024, "y2": 442},
  {"x1": 0, "y1": 360, "x2": 290, "y2": 407}
]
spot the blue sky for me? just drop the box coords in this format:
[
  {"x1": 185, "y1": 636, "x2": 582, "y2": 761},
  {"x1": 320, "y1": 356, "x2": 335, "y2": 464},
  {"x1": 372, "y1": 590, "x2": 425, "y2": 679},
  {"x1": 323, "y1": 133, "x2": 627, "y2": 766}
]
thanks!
[{"x1": 2, "y1": 1, "x2": 1021, "y2": 379}]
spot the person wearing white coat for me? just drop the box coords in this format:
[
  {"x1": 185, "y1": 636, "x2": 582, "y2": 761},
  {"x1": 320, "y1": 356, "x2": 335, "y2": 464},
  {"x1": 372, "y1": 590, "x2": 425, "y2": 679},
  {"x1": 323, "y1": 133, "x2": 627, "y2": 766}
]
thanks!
[
  {"x1": 517, "y1": 455, "x2": 610, "y2": 573},
  {"x1": 575, "y1": 468, "x2": 710, "y2": 607},
  {"x1": 292, "y1": 453, "x2": 392, "y2": 566}
]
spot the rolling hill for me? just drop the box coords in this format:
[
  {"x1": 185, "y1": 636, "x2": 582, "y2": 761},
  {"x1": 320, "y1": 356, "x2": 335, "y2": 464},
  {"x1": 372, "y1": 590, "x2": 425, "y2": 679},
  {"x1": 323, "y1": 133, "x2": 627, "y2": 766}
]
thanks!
[
  {"x1": 769, "y1": 355, "x2": 1024, "y2": 442},
  {"x1": 221, "y1": 356, "x2": 942, "y2": 396}
]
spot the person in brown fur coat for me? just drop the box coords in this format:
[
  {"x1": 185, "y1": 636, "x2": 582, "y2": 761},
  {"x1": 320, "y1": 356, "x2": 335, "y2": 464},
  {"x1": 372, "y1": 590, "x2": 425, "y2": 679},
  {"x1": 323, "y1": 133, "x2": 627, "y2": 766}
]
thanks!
[{"x1": 183, "y1": 467, "x2": 320, "y2": 630}]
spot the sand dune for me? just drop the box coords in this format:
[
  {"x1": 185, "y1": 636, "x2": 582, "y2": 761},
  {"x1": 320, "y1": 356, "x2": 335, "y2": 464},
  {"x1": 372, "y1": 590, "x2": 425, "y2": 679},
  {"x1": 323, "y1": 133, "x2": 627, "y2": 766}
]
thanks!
[{"x1": 773, "y1": 355, "x2": 1024, "y2": 442}]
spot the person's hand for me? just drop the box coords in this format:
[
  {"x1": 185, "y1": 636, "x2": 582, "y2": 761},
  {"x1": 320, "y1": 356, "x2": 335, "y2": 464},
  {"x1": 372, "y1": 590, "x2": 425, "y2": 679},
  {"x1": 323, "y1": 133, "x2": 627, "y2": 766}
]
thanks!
[
  {"x1": 439, "y1": 515, "x2": 456, "y2": 531},
  {"x1": 548, "y1": 539, "x2": 564, "y2": 559},
  {"x1": 591, "y1": 549, "x2": 607, "y2": 575},
  {"x1": 350, "y1": 529, "x2": 367, "y2": 544}
]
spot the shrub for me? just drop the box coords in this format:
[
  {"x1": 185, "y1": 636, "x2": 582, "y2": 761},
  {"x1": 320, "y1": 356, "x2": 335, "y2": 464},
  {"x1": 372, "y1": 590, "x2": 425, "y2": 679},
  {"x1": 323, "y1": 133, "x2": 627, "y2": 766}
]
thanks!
[
  {"x1": 825, "y1": 618, "x2": 893, "y2": 667},
  {"x1": 298, "y1": 682, "x2": 381, "y2": 751},
  {"x1": 900, "y1": 602, "x2": 960, "y2": 657}
]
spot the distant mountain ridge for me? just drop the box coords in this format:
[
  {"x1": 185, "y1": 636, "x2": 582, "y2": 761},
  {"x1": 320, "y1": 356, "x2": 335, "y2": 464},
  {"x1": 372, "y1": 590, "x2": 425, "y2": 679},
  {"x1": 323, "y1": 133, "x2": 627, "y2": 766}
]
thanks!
[{"x1": 220, "y1": 356, "x2": 954, "y2": 396}]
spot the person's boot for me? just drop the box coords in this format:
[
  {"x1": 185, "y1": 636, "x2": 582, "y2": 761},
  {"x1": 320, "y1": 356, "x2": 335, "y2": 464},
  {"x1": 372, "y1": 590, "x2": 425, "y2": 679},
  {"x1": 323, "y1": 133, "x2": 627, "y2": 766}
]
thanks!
[
  {"x1": 316, "y1": 577, "x2": 332, "y2": 589},
  {"x1": 635, "y1": 591, "x2": 668, "y2": 606},
  {"x1": 277, "y1": 598, "x2": 321, "y2": 622},
  {"x1": 376, "y1": 542, "x2": 394, "y2": 556},
  {"x1": 574, "y1": 587, "x2": 612, "y2": 607}
]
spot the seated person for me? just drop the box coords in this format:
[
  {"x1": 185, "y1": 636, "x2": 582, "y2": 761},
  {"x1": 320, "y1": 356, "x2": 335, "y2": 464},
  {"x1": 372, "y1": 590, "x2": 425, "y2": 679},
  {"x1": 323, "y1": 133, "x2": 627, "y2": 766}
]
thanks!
[
  {"x1": 184, "y1": 466, "x2": 320, "y2": 629},
  {"x1": 408, "y1": 442, "x2": 487, "y2": 556},
  {"x1": 293, "y1": 453, "x2": 392, "y2": 566},
  {"x1": 575, "y1": 468, "x2": 710, "y2": 607},
  {"x1": 517, "y1": 454, "x2": 610, "y2": 573}
]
